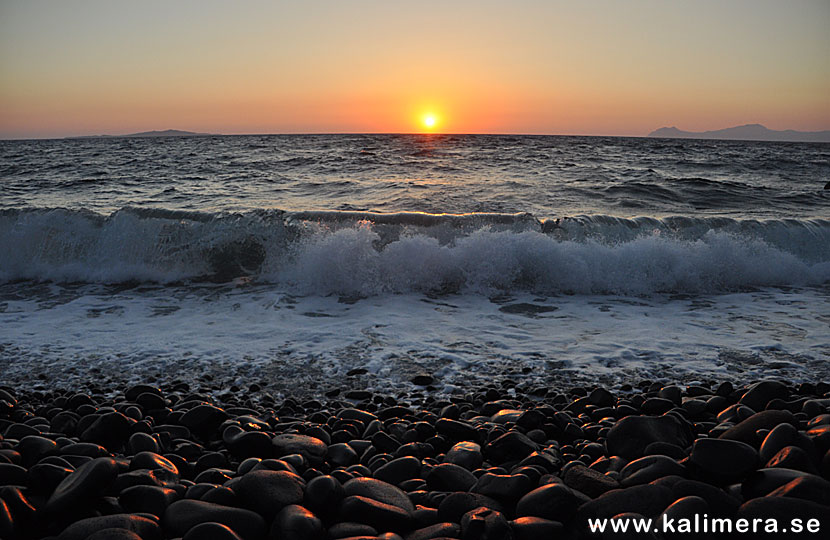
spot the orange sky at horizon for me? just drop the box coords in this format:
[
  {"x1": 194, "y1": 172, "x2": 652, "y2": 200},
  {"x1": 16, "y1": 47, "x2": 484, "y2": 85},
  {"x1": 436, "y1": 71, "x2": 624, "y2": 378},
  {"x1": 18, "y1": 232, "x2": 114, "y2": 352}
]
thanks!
[{"x1": 1, "y1": 1, "x2": 828, "y2": 139}]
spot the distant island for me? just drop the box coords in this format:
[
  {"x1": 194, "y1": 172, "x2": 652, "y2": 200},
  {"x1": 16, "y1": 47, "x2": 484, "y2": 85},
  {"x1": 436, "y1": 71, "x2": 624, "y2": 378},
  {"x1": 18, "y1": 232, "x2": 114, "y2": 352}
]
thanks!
[
  {"x1": 648, "y1": 123, "x2": 830, "y2": 143},
  {"x1": 68, "y1": 129, "x2": 213, "y2": 139}
]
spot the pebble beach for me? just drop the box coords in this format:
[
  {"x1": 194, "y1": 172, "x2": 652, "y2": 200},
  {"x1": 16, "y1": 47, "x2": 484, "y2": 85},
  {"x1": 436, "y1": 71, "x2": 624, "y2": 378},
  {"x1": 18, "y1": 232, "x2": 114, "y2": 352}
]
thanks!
[{"x1": 1, "y1": 374, "x2": 829, "y2": 539}]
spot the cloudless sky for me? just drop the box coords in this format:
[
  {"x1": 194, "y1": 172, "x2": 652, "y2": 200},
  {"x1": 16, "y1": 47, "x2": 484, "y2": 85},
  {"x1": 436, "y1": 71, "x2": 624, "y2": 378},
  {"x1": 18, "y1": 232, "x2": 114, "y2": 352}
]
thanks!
[{"x1": 1, "y1": 0, "x2": 828, "y2": 138}]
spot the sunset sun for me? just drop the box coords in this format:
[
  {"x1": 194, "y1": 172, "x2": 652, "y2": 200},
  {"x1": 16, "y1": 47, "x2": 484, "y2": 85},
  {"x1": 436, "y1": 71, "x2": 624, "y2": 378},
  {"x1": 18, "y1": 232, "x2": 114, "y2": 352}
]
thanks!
[{"x1": 422, "y1": 114, "x2": 437, "y2": 130}]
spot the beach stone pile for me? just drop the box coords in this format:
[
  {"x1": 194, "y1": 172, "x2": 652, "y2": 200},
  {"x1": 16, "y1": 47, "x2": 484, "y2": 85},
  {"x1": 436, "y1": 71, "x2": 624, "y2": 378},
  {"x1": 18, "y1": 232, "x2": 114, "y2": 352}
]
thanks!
[{"x1": 0, "y1": 378, "x2": 829, "y2": 539}]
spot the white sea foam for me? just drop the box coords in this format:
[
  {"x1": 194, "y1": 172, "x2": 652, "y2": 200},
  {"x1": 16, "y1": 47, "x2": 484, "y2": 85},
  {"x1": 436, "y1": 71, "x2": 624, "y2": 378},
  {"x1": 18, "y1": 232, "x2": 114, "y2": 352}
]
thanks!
[
  {"x1": 1, "y1": 284, "x2": 827, "y2": 394},
  {"x1": 1, "y1": 208, "x2": 828, "y2": 294}
]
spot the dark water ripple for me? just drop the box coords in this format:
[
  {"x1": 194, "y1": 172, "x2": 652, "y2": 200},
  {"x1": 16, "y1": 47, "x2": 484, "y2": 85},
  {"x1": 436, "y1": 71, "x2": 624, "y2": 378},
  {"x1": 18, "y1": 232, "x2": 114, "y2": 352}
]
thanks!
[{"x1": 1, "y1": 134, "x2": 828, "y2": 219}]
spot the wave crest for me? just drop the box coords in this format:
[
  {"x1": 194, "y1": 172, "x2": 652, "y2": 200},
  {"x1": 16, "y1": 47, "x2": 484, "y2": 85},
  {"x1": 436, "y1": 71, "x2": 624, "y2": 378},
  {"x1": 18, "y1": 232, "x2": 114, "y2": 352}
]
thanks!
[{"x1": 1, "y1": 207, "x2": 828, "y2": 294}]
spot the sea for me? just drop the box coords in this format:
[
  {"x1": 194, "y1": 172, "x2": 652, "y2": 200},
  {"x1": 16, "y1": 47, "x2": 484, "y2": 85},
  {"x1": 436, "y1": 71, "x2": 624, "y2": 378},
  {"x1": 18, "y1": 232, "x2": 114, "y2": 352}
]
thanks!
[{"x1": 1, "y1": 134, "x2": 828, "y2": 395}]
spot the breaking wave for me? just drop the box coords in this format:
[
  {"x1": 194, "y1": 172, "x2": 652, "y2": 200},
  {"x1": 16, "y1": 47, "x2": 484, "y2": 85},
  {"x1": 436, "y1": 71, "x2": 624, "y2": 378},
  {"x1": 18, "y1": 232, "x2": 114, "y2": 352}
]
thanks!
[{"x1": 1, "y1": 207, "x2": 828, "y2": 295}]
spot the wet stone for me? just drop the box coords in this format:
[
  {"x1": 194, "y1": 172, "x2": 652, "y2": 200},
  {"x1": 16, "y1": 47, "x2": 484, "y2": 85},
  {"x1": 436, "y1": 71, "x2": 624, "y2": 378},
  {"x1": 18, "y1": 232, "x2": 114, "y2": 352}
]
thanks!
[
  {"x1": 227, "y1": 469, "x2": 305, "y2": 521},
  {"x1": 563, "y1": 463, "x2": 620, "y2": 498},
  {"x1": 182, "y1": 522, "x2": 243, "y2": 540},
  {"x1": 15, "y1": 435, "x2": 59, "y2": 467},
  {"x1": 29, "y1": 462, "x2": 75, "y2": 494},
  {"x1": 85, "y1": 528, "x2": 144, "y2": 540},
  {"x1": 374, "y1": 456, "x2": 422, "y2": 485},
  {"x1": 55, "y1": 514, "x2": 160, "y2": 540},
  {"x1": 718, "y1": 410, "x2": 795, "y2": 445},
  {"x1": 515, "y1": 482, "x2": 590, "y2": 523},
  {"x1": 607, "y1": 415, "x2": 693, "y2": 460},
  {"x1": 766, "y1": 475, "x2": 830, "y2": 506},
  {"x1": 163, "y1": 499, "x2": 266, "y2": 540},
  {"x1": 118, "y1": 485, "x2": 179, "y2": 517},
  {"x1": 272, "y1": 433, "x2": 327, "y2": 464},
  {"x1": 339, "y1": 495, "x2": 411, "y2": 533},
  {"x1": 689, "y1": 438, "x2": 758, "y2": 480},
  {"x1": 437, "y1": 492, "x2": 506, "y2": 524},
  {"x1": 179, "y1": 404, "x2": 229, "y2": 438},
  {"x1": 425, "y1": 463, "x2": 477, "y2": 491},
  {"x1": 406, "y1": 522, "x2": 461, "y2": 540},
  {"x1": 80, "y1": 412, "x2": 132, "y2": 451},
  {"x1": 474, "y1": 472, "x2": 534, "y2": 502},
  {"x1": 739, "y1": 380, "x2": 789, "y2": 412},
  {"x1": 765, "y1": 445, "x2": 818, "y2": 474},
  {"x1": 300, "y1": 474, "x2": 341, "y2": 511},
  {"x1": 461, "y1": 506, "x2": 512, "y2": 540},
  {"x1": 269, "y1": 504, "x2": 325, "y2": 540},
  {"x1": 620, "y1": 454, "x2": 686, "y2": 486},
  {"x1": 485, "y1": 431, "x2": 540, "y2": 463},
  {"x1": 344, "y1": 477, "x2": 415, "y2": 514},
  {"x1": 576, "y1": 484, "x2": 675, "y2": 523},
  {"x1": 0, "y1": 463, "x2": 27, "y2": 486},
  {"x1": 46, "y1": 457, "x2": 119, "y2": 515}
]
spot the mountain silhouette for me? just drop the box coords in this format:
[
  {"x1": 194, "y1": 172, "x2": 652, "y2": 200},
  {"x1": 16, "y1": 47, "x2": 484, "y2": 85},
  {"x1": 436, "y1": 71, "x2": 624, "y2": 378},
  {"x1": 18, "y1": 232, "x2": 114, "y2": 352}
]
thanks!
[
  {"x1": 69, "y1": 129, "x2": 212, "y2": 139},
  {"x1": 648, "y1": 123, "x2": 830, "y2": 142}
]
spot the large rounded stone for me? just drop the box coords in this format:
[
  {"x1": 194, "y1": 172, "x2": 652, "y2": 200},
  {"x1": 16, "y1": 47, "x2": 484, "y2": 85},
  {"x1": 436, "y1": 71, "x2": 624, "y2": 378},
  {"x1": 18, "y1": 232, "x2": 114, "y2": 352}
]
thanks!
[
  {"x1": 759, "y1": 423, "x2": 797, "y2": 463},
  {"x1": 374, "y1": 456, "x2": 422, "y2": 485},
  {"x1": 515, "y1": 482, "x2": 590, "y2": 523},
  {"x1": 767, "y1": 475, "x2": 830, "y2": 505},
  {"x1": 179, "y1": 404, "x2": 229, "y2": 438},
  {"x1": 739, "y1": 381, "x2": 788, "y2": 412},
  {"x1": 461, "y1": 506, "x2": 511, "y2": 540},
  {"x1": 46, "y1": 457, "x2": 119, "y2": 515},
  {"x1": 435, "y1": 419, "x2": 478, "y2": 442},
  {"x1": 444, "y1": 441, "x2": 483, "y2": 471},
  {"x1": 56, "y1": 514, "x2": 160, "y2": 540},
  {"x1": 268, "y1": 504, "x2": 325, "y2": 540},
  {"x1": 272, "y1": 434, "x2": 327, "y2": 464},
  {"x1": 0, "y1": 463, "x2": 27, "y2": 486},
  {"x1": 670, "y1": 479, "x2": 741, "y2": 518},
  {"x1": 118, "y1": 485, "x2": 179, "y2": 517},
  {"x1": 741, "y1": 468, "x2": 813, "y2": 499},
  {"x1": 86, "y1": 529, "x2": 143, "y2": 540},
  {"x1": 343, "y1": 477, "x2": 415, "y2": 514},
  {"x1": 304, "y1": 475, "x2": 344, "y2": 515},
  {"x1": 735, "y1": 496, "x2": 829, "y2": 531},
  {"x1": 718, "y1": 410, "x2": 795, "y2": 446},
  {"x1": 15, "y1": 435, "x2": 59, "y2": 467},
  {"x1": 471, "y1": 473, "x2": 534, "y2": 502},
  {"x1": 29, "y1": 462, "x2": 74, "y2": 494},
  {"x1": 576, "y1": 484, "x2": 675, "y2": 521},
  {"x1": 690, "y1": 438, "x2": 758, "y2": 480},
  {"x1": 80, "y1": 412, "x2": 132, "y2": 451},
  {"x1": 129, "y1": 452, "x2": 179, "y2": 478},
  {"x1": 510, "y1": 516, "x2": 563, "y2": 540},
  {"x1": 425, "y1": 463, "x2": 477, "y2": 491},
  {"x1": 437, "y1": 492, "x2": 506, "y2": 524},
  {"x1": 620, "y1": 455, "x2": 686, "y2": 486},
  {"x1": 227, "y1": 469, "x2": 305, "y2": 521},
  {"x1": 563, "y1": 464, "x2": 620, "y2": 498},
  {"x1": 607, "y1": 415, "x2": 693, "y2": 460},
  {"x1": 486, "y1": 431, "x2": 540, "y2": 463},
  {"x1": 766, "y1": 446, "x2": 818, "y2": 474},
  {"x1": 339, "y1": 495, "x2": 411, "y2": 532},
  {"x1": 182, "y1": 522, "x2": 243, "y2": 540},
  {"x1": 163, "y1": 500, "x2": 266, "y2": 540}
]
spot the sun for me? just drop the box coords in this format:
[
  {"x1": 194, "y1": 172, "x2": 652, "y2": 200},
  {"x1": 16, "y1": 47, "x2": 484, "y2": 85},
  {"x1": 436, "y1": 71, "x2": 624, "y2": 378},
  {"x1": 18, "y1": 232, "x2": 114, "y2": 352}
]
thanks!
[{"x1": 422, "y1": 114, "x2": 437, "y2": 130}]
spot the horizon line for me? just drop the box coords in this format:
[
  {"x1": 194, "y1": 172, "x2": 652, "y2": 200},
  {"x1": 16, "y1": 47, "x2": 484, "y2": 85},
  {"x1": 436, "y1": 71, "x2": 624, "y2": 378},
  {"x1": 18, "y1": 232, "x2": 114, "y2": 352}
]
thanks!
[{"x1": 3, "y1": 126, "x2": 830, "y2": 142}]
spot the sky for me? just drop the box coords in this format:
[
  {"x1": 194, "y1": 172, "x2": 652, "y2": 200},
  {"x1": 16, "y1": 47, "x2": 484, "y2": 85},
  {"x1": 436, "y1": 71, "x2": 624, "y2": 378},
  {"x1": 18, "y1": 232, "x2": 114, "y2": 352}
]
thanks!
[{"x1": 1, "y1": 0, "x2": 828, "y2": 138}]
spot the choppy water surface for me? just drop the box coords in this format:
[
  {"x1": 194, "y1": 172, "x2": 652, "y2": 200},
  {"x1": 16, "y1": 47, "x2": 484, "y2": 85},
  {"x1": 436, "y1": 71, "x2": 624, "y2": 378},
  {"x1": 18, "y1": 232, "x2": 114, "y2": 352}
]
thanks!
[
  {"x1": 1, "y1": 134, "x2": 828, "y2": 392},
  {"x1": 2, "y1": 134, "x2": 828, "y2": 217}
]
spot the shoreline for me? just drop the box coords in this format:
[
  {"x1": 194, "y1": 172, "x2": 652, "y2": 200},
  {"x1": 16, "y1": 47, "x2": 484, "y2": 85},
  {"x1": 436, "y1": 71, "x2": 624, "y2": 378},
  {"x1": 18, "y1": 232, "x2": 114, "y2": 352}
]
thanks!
[{"x1": 1, "y1": 375, "x2": 828, "y2": 539}]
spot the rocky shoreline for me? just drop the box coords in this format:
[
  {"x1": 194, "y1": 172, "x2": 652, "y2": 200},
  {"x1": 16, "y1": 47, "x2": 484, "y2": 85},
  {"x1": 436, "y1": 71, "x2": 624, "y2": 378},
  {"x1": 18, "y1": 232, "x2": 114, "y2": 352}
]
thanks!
[{"x1": 0, "y1": 377, "x2": 828, "y2": 539}]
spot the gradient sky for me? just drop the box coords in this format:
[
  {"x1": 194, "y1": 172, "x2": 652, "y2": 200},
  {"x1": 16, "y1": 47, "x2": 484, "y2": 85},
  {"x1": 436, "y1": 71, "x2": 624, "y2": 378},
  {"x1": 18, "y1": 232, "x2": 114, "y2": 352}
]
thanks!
[{"x1": 1, "y1": 0, "x2": 828, "y2": 138}]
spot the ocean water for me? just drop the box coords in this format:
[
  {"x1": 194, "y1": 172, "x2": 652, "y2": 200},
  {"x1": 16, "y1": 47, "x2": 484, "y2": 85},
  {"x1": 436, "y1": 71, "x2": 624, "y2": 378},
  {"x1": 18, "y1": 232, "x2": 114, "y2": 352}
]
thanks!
[{"x1": 1, "y1": 134, "x2": 828, "y2": 394}]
